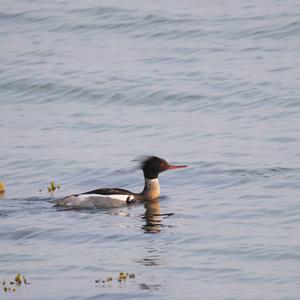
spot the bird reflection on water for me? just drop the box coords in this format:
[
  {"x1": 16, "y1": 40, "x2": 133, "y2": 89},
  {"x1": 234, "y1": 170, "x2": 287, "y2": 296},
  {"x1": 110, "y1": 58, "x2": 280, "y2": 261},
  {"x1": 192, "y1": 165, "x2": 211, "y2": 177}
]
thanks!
[
  {"x1": 142, "y1": 198, "x2": 174, "y2": 233},
  {"x1": 137, "y1": 198, "x2": 174, "y2": 270}
]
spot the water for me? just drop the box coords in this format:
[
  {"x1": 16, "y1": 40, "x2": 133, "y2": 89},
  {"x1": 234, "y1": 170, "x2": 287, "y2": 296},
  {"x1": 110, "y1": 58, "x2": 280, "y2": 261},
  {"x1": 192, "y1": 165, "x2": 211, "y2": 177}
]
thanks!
[{"x1": 1, "y1": 0, "x2": 300, "y2": 299}]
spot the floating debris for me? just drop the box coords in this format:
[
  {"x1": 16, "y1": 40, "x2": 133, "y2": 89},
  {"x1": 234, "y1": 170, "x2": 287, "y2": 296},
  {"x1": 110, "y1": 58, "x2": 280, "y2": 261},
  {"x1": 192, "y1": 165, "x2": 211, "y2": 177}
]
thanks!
[
  {"x1": 95, "y1": 272, "x2": 136, "y2": 287},
  {"x1": 15, "y1": 274, "x2": 22, "y2": 284},
  {"x1": 23, "y1": 276, "x2": 29, "y2": 285},
  {"x1": 47, "y1": 181, "x2": 61, "y2": 193},
  {"x1": 118, "y1": 272, "x2": 127, "y2": 281},
  {"x1": 1, "y1": 274, "x2": 30, "y2": 294},
  {"x1": 0, "y1": 181, "x2": 5, "y2": 193}
]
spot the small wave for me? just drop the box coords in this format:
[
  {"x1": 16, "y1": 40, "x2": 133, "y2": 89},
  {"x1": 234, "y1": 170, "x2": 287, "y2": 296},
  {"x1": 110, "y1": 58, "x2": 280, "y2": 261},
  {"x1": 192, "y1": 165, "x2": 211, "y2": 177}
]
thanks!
[{"x1": 230, "y1": 18, "x2": 300, "y2": 40}]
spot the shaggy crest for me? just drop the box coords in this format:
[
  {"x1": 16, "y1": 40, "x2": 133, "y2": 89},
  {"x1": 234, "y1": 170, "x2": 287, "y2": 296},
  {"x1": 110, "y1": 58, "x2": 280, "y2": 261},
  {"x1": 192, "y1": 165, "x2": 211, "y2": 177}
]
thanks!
[{"x1": 133, "y1": 156, "x2": 163, "y2": 170}]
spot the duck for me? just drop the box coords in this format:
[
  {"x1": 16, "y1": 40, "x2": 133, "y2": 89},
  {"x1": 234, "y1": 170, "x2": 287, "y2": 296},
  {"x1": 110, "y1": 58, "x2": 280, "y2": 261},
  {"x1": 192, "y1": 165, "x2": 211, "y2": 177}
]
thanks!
[{"x1": 53, "y1": 156, "x2": 187, "y2": 208}]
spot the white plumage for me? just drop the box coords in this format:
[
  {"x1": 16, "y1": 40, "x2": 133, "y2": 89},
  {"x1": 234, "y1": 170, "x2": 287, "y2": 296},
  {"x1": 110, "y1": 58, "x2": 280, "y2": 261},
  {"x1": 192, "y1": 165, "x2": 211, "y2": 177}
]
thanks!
[{"x1": 53, "y1": 194, "x2": 134, "y2": 208}]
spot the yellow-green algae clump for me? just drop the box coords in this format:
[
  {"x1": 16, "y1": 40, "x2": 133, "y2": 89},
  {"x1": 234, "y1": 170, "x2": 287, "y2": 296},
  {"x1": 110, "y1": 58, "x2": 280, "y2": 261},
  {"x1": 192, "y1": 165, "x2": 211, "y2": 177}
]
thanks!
[
  {"x1": 2, "y1": 274, "x2": 30, "y2": 293},
  {"x1": 0, "y1": 181, "x2": 5, "y2": 193},
  {"x1": 47, "y1": 181, "x2": 61, "y2": 193},
  {"x1": 95, "y1": 272, "x2": 136, "y2": 285}
]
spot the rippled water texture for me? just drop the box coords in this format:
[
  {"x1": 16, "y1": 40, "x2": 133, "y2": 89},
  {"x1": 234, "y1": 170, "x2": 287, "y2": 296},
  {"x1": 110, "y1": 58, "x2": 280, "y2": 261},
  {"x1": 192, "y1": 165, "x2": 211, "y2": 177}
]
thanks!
[{"x1": 1, "y1": 0, "x2": 300, "y2": 299}]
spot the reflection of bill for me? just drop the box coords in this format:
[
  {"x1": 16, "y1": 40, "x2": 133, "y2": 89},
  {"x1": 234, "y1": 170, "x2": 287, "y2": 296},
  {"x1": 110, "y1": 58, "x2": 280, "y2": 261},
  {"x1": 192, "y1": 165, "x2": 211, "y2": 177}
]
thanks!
[{"x1": 143, "y1": 198, "x2": 162, "y2": 233}]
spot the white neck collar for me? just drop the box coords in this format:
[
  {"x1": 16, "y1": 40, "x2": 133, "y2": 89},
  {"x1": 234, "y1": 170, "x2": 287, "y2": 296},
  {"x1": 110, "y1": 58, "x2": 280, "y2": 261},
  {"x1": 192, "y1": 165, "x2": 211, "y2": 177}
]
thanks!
[{"x1": 145, "y1": 178, "x2": 159, "y2": 182}]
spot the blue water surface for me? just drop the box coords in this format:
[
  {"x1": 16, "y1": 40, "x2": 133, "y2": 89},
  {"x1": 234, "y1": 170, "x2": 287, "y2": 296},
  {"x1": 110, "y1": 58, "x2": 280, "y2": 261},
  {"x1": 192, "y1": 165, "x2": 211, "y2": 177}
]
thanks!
[{"x1": 1, "y1": 0, "x2": 300, "y2": 299}]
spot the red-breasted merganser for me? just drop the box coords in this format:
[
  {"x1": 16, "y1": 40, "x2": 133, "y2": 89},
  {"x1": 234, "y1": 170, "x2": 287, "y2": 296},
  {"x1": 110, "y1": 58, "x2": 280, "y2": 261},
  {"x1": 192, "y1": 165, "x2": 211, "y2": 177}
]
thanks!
[{"x1": 53, "y1": 156, "x2": 187, "y2": 208}]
